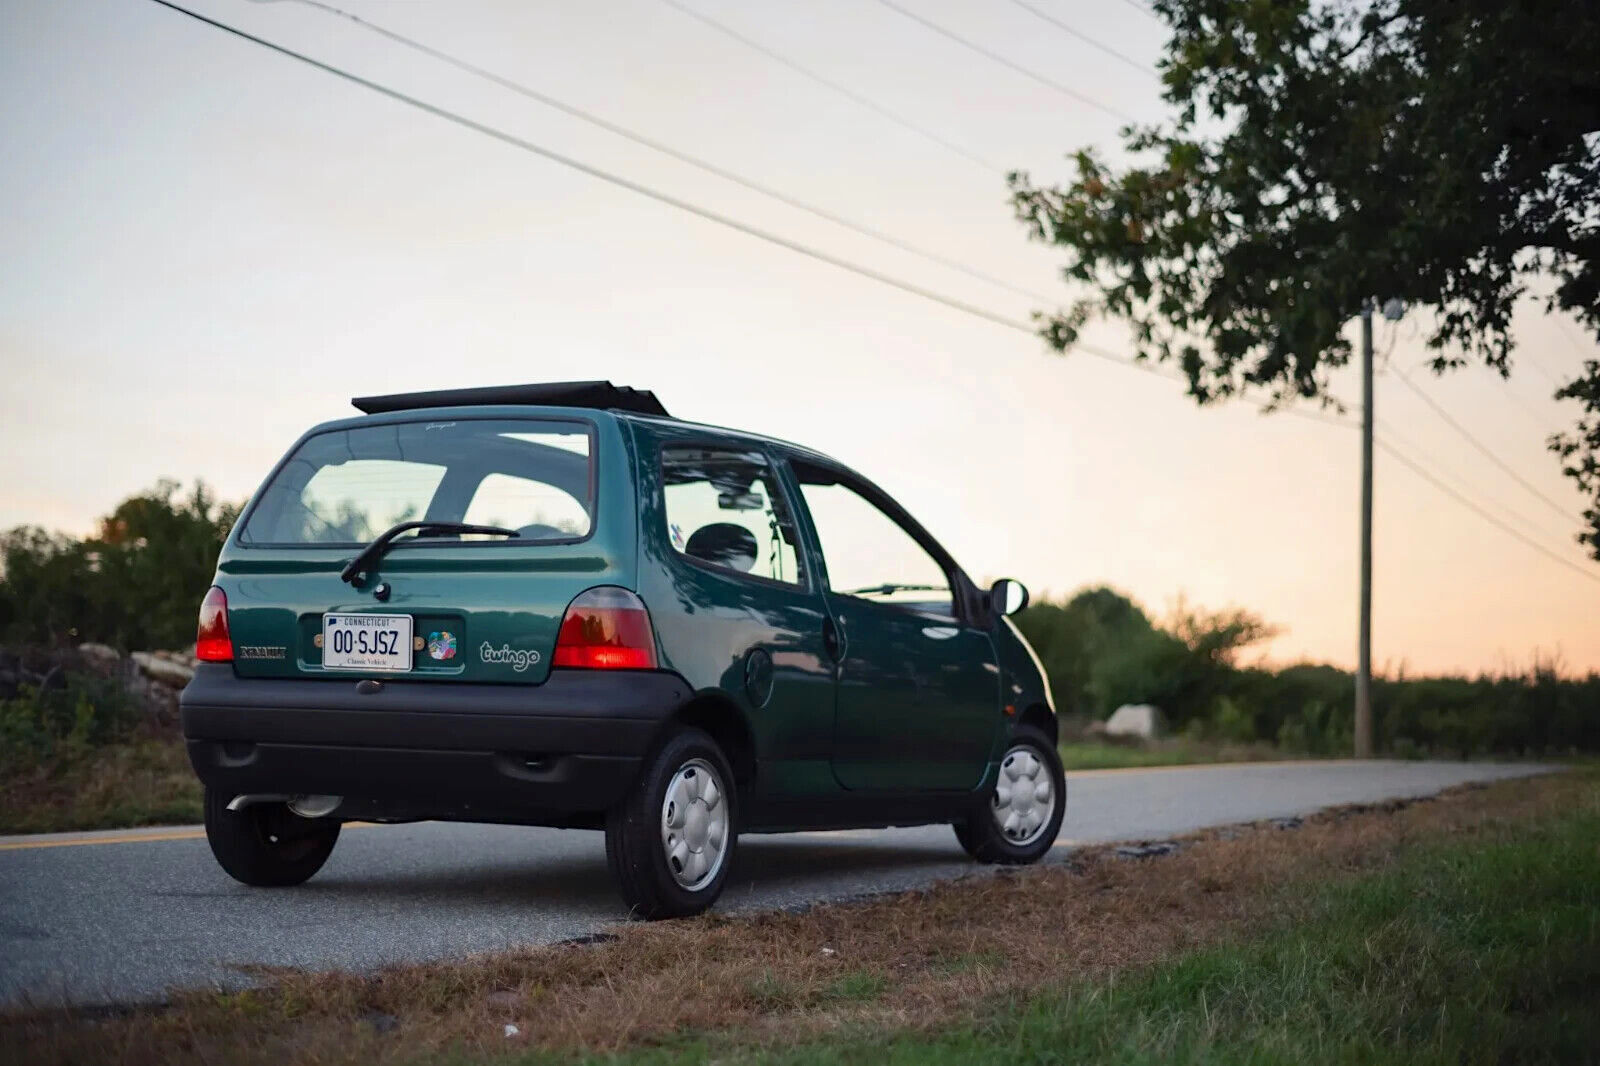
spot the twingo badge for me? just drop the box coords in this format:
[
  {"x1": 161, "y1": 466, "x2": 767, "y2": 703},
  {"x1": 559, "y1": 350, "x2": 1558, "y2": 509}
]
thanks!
[
  {"x1": 480, "y1": 643, "x2": 540, "y2": 672},
  {"x1": 426, "y1": 631, "x2": 457, "y2": 661}
]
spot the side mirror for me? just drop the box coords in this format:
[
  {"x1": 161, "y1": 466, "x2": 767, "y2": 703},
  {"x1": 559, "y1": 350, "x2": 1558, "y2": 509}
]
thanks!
[{"x1": 989, "y1": 578, "x2": 1029, "y2": 617}]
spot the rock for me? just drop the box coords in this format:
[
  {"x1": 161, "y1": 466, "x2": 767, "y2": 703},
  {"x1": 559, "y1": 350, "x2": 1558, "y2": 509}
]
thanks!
[
  {"x1": 362, "y1": 1011, "x2": 399, "y2": 1034},
  {"x1": 152, "y1": 649, "x2": 200, "y2": 669},
  {"x1": 1114, "y1": 841, "x2": 1181, "y2": 860},
  {"x1": 77, "y1": 643, "x2": 123, "y2": 670},
  {"x1": 1104, "y1": 704, "x2": 1166, "y2": 739},
  {"x1": 130, "y1": 651, "x2": 195, "y2": 688}
]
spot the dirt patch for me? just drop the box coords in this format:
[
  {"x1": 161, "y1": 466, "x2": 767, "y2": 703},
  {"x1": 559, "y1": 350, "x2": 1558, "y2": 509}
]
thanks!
[{"x1": 2, "y1": 769, "x2": 1580, "y2": 1065}]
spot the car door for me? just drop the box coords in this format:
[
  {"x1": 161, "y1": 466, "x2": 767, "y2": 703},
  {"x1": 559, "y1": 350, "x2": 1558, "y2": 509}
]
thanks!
[{"x1": 783, "y1": 457, "x2": 1000, "y2": 792}]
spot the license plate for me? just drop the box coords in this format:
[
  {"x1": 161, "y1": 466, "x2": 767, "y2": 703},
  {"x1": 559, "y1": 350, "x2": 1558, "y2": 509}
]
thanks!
[{"x1": 322, "y1": 613, "x2": 412, "y2": 672}]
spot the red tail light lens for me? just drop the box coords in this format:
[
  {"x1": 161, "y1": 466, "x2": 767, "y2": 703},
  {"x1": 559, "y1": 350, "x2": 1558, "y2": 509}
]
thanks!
[
  {"x1": 552, "y1": 587, "x2": 657, "y2": 670},
  {"x1": 195, "y1": 586, "x2": 233, "y2": 663}
]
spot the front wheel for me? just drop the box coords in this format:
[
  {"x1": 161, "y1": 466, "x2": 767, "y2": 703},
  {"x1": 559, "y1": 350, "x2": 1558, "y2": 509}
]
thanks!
[
  {"x1": 203, "y1": 788, "x2": 340, "y2": 887},
  {"x1": 954, "y1": 726, "x2": 1065, "y2": 864},
  {"x1": 605, "y1": 727, "x2": 737, "y2": 919}
]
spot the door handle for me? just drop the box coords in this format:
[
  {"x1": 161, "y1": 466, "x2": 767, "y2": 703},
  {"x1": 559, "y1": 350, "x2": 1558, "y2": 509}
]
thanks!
[
  {"x1": 822, "y1": 617, "x2": 845, "y2": 662},
  {"x1": 921, "y1": 625, "x2": 959, "y2": 640}
]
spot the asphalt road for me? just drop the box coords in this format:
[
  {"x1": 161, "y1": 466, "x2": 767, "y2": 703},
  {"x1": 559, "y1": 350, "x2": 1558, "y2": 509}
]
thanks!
[{"x1": 0, "y1": 759, "x2": 1552, "y2": 1008}]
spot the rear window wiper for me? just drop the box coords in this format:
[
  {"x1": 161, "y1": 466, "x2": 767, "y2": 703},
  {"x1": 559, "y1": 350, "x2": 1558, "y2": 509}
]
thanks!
[
  {"x1": 340, "y1": 521, "x2": 518, "y2": 585},
  {"x1": 841, "y1": 583, "x2": 949, "y2": 598}
]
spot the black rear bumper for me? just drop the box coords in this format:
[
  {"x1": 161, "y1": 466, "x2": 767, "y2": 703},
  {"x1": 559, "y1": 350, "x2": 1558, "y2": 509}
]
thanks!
[{"x1": 180, "y1": 664, "x2": 691, "y2": 824}]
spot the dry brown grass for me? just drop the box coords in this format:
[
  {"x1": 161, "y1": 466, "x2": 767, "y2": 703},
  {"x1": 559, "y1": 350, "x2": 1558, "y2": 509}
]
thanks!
[
  {"x1": 1, "y1": 769, "x2": 1579, "y2": 1065},
  {"x1": 0, "y1": 736, "x2": 201, "y2": 834}
]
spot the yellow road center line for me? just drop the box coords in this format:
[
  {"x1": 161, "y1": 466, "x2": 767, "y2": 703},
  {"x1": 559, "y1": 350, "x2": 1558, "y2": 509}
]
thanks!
[
  {"x1": 0, "y1": 762, "x2": 1338, "y2": 851},
  {"x1": 0, "y1": 821, "x2": 383, "y2": 852}
]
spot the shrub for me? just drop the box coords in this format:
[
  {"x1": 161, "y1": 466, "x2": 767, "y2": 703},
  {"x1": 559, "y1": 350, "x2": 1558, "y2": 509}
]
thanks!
[{"x1": 0, "y1": 670, "x2": 142, "y2": 776}]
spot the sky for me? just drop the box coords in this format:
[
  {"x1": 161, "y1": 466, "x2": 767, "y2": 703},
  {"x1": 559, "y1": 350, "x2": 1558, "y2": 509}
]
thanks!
[{"x1": 1, "y1": 0, "x2": 1596, "y2": 676}]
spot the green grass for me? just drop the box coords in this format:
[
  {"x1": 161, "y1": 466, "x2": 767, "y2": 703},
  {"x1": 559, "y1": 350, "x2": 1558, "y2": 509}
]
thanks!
[
  {"x1": 571, "y1": 781, "x2": 1600, "y2": 1065},
  {"x1": 1059, "y1": 738, "x2": 1291, "y2": 771}
]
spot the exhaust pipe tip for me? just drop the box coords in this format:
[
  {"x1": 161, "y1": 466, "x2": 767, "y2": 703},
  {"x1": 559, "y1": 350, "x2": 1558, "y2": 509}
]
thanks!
[
  {"x1": 225, "y1": 793, "x2": 343, "y2": 818},
  {"x1": 287, "y1": 795, "x2": 343, "y2": 819}
]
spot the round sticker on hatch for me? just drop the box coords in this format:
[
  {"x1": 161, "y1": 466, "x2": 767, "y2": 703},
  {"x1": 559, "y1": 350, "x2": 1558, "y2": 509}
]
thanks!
[{"x1": 427, "y1": 631, "x2": 457, "y2": 661}]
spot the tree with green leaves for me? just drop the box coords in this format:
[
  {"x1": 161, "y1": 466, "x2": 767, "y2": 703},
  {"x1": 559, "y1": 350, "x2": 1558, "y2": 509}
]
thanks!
[
  {"x1": 1010, "y1": 586, "x2": 1274, "y2": 725},
  {"x1": 1008, "y1": 0, "x2": 1600, "y2": 557},
  {"x1": 0, "y1": 481, "x2": 239, "y2": 650}
]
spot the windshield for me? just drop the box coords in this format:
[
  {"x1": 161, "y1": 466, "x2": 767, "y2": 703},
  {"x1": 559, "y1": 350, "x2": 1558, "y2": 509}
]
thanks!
[{"x1": 240, "y1": 418, "x2": 593, "y2": 546}]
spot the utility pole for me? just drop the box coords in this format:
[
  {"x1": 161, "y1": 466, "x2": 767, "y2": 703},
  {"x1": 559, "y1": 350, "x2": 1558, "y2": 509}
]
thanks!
[{"x1": 1355, "y1": 299, "x2": 1374, "y2": 758}]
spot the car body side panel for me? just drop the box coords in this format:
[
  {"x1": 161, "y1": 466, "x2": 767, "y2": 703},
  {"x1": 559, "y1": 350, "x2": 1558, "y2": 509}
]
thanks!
[{"x1": 994, "y1": 616, "x2": 1055, "y2": 723}]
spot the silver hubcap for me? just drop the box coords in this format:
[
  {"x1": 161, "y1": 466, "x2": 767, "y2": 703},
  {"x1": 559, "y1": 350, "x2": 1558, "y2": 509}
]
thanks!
[
  {"x1": 991, "y1": 745, "x2": 1056, "y2": 847},
  {"x1": 660, "y1": 757, "x2": 729, "y2": 891}
]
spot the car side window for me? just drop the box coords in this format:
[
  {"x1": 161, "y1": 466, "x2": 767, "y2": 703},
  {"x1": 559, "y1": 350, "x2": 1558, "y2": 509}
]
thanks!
[
  {"x1": 794, "y1": 470, "x2": 954, "y2": 617},
  {"x1": 661, "y1": 447, "x2": 806, "y2": 586}
]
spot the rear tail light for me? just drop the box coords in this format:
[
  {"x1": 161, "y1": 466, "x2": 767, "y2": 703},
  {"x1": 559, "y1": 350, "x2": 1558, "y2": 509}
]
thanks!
[
  {"x1": 195, "y1": 586, "x2": 233, "y2": 663},
  {"x1": 552, "y1": 587, "x2": 658, "y2": 670}
]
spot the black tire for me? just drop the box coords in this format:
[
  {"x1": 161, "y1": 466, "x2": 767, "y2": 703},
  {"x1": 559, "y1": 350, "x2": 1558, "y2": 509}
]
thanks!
[
  {"x1": 203, "y1": 788, "x2": 340, "y2": 887},
  {"x1": 605, "y1": 726, "x2": 737, "y2": 919},
  {"x1": 954, "y1": 725, "x2": 1065, "y2": 864}
]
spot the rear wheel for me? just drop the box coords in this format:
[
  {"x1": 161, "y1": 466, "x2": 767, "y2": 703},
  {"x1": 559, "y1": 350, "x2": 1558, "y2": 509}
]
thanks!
[
  {"x1": 203, "y1": 788, "x2": 341, "y2": 887},
  {"x1": 605, "y1": 727, "x2": 736, "y2": 919},
  {"x1": 954, "y1": 726, "x2": 1065, "y2": 864}
]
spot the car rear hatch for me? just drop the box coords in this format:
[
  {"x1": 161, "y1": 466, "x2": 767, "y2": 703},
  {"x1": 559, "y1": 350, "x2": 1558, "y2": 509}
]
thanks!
[{"x1": 218, "y1": 411, "x2": 636, "y2": 685}]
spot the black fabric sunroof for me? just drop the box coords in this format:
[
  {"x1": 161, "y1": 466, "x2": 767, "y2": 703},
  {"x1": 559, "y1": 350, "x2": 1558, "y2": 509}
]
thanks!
[{"x1": 352, "y1": 380, "x2": 669, "y2": 418}]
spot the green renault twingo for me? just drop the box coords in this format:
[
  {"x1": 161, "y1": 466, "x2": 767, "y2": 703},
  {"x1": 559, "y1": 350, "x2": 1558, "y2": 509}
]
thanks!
[{"x1": 180, "y1": 382, "x2": 1063, "y2": 917}]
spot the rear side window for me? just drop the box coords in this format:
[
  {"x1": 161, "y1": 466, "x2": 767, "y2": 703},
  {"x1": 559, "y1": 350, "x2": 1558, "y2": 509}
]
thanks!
[
  {"x1": 661, "y1": 447, "x2": 805, "y2": 586},
  {"x1": 241, "y1": 419, "x2": 593, "y2": 545}
]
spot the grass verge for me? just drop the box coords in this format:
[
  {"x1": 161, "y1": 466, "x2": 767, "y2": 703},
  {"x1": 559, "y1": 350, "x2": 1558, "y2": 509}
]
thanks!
[
  {"x1": 1059, "y1": 737, "x2": 1291, "y2": 770},
  {"x1": 0, "y1": 736, "x2": 201, "y2": 834},
  {"x1": 2, "y1": 769, "x2": 1589, "y2": 1065},
  {"x1": 646, "y1": 774, "x2": 1598, "y2": 1065}
]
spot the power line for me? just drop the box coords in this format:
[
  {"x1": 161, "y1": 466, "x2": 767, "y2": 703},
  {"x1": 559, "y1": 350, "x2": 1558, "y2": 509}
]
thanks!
[
  {"x1": 1255, "y1": 400, "x2": 1595, "y2": 581},
  {"x1": 1376, "y1": 439, "x2": 1600, "y2": 585},
  {"x1": 871, "y1": 0, "x2": 1138, "y2": 124},
  {"x1": 654, "y1": 0, "x2": 1002, "y2": 174},
  {"x1": 1361, "y1": 407, "x2": 1596, "y2": 582},
  {"x1": 1391, "y1": 363, "x2": 1583, "y2": 523},
  {"x1": 1376, "y1": 415, "x2": 1567, "y2": 542},
  {"x1": 1484, "y1": 366, "x2": 1566, "y2": 439},
  {"x1": 274, "y1": 0, "x2": 1053, "y2": 307},
  {"x1": 145, "y1": 1, "x2": 1141, "y2": 363},
  {"x1": 1003, "y1": 0, "x2": 1153, "y2": 76},
  {"x1": 1554, "y1": 317, "x2": 1596, "y2": 369}
]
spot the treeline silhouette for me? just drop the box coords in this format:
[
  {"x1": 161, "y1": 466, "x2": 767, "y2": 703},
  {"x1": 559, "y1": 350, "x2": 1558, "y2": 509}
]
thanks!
[{"x1": 1013, "y1": 590, "x2": 1599, "y2": 757}]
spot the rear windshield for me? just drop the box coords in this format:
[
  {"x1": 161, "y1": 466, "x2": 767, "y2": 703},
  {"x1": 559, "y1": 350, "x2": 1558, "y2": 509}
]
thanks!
[{"x1": 240, "y1": 418, "x2": 593, "y2": 546}]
